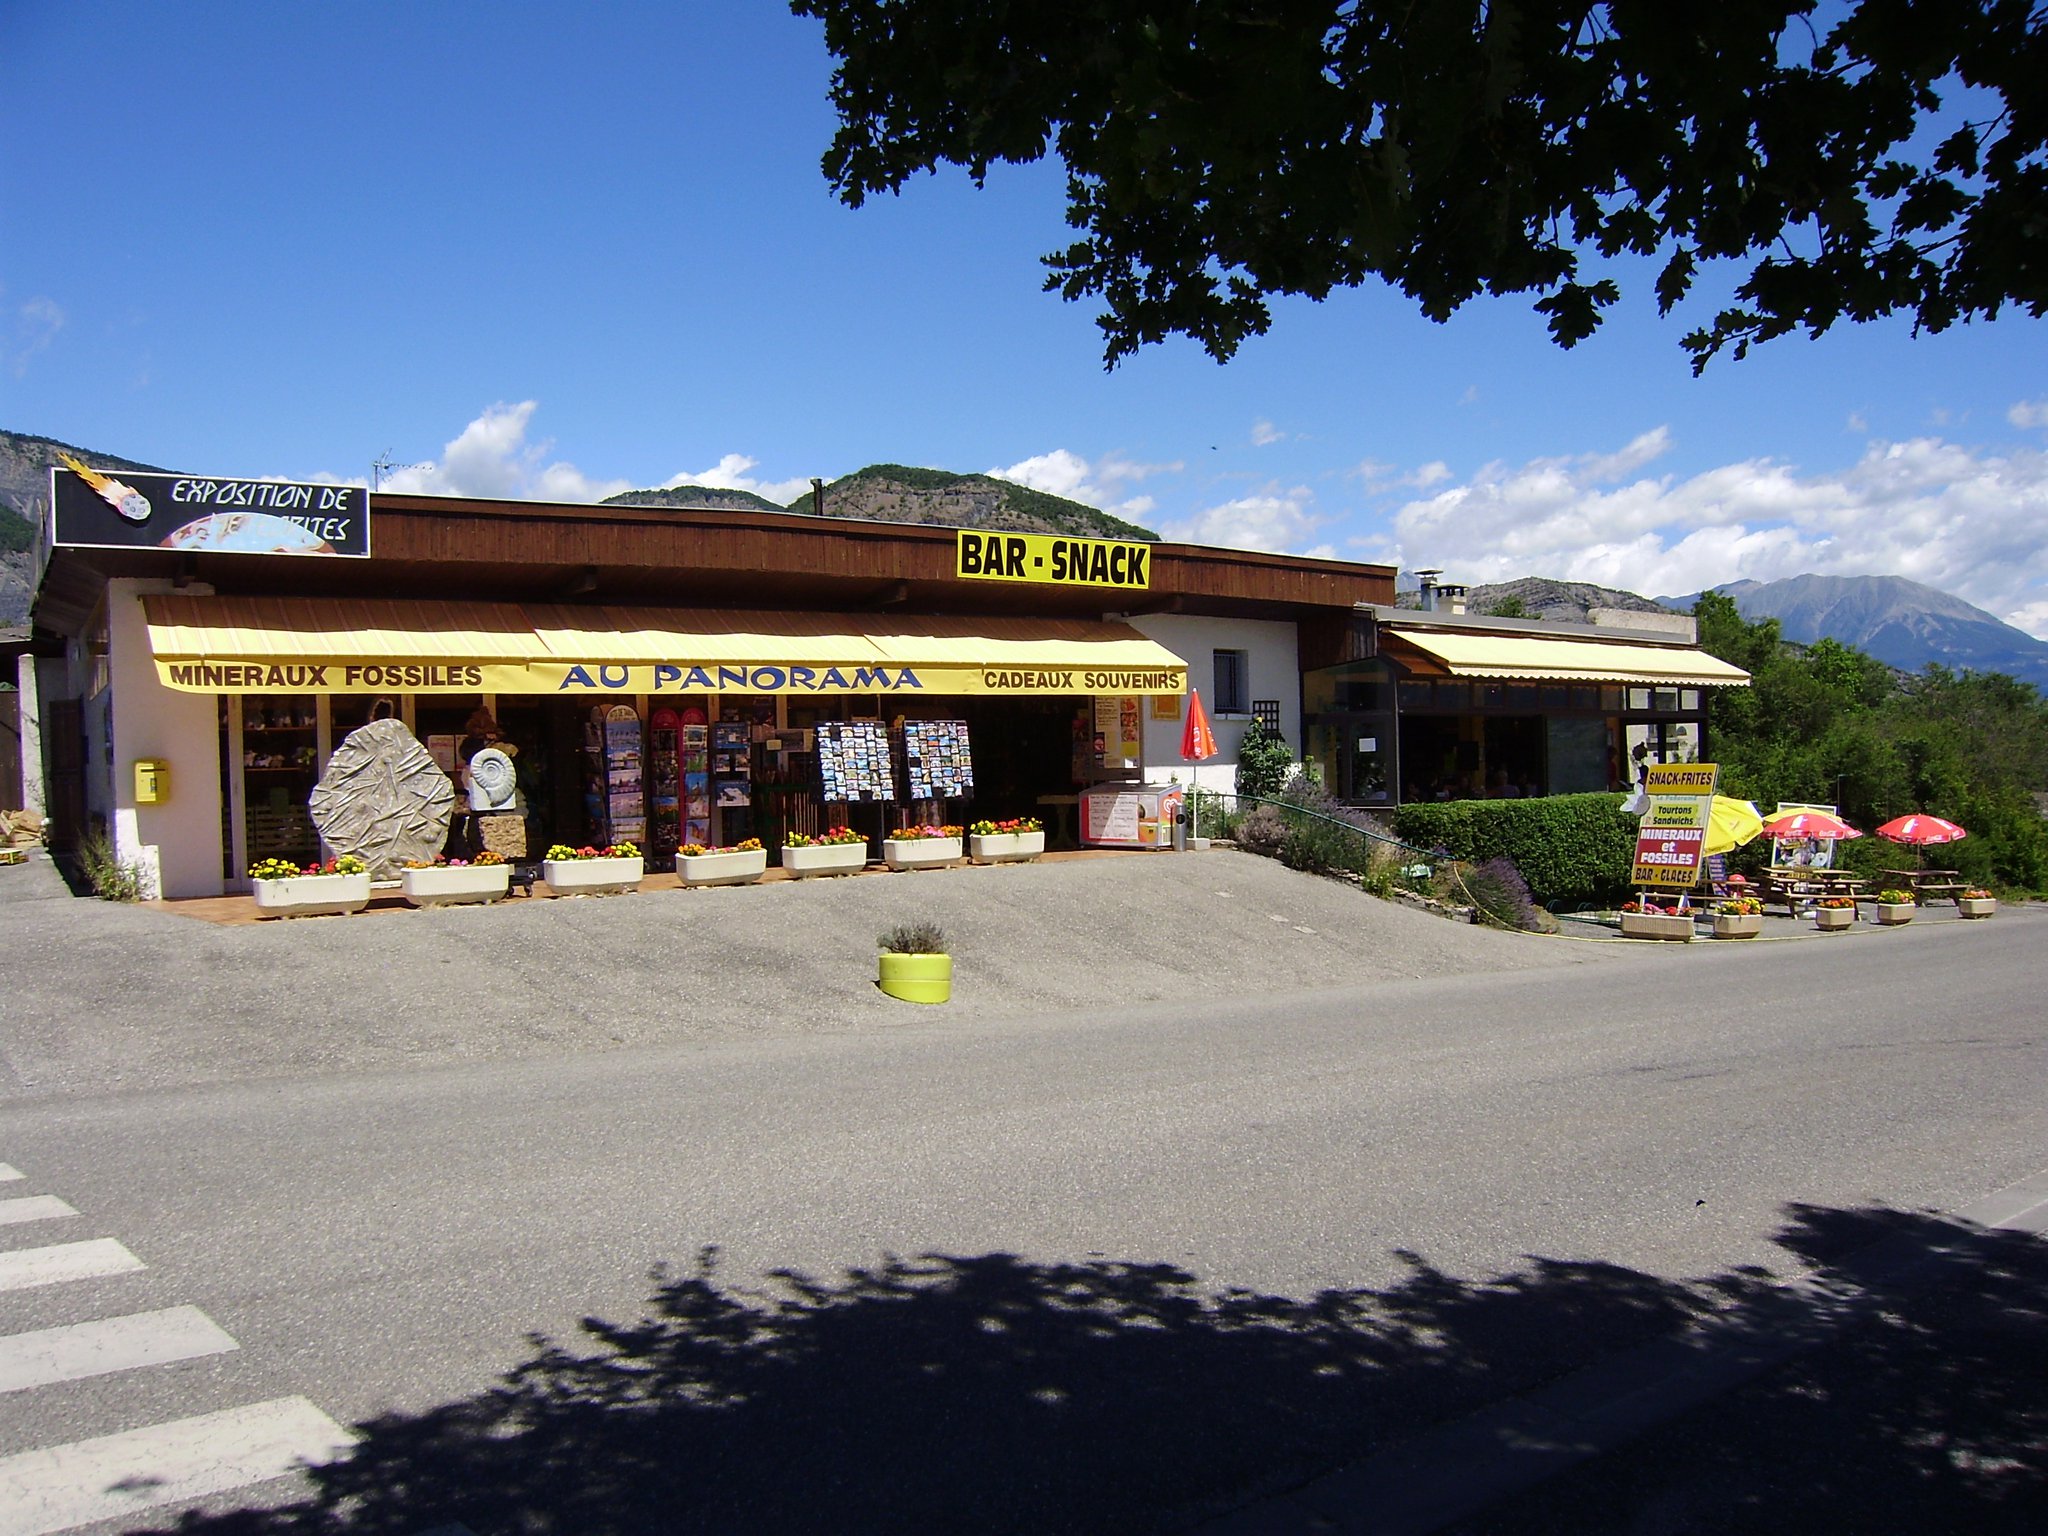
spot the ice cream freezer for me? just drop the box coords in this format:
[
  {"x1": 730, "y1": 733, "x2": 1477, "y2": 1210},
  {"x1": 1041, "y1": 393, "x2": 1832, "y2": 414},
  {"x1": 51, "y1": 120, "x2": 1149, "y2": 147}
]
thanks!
[{"x1": 1081, "y1": 783, "x2": 1185, "y2": 850}]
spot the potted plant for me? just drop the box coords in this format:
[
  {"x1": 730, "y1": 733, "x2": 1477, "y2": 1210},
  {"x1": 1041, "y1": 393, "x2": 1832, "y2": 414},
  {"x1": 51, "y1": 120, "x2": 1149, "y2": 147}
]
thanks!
[
  {"x1": 543, "y1": 840, "x2": 644, "y2": 896},
  {"x1": 882, "y1": 823, "x2": 964, "y2": 871},
  {"x1": 1709, "y1": 894, "x2": 1764, "y2": 939},
  {"x1": 781, "y1": 825, "x2": 868, "y2": 878},
  {"x1": 877, "y1": 918, "x2": 951, "y2": 1004},
  {"x1": 678, "y1": 837, "x2": 768, "y2": 887},
  {"x1": 400, "y1": 850, "x2": 511, "y2": 907},
  {"x1": 1618, "y1": 897, "x2": 1693, "y2": 941},
  {"x1": 1813, "y1": 895, "x2": 1857, "y2": 931},
  {"x1": 968, "y1": 816, "x2": 1046, "y2": 864},
  {"x1": 250, "y1": 854, "x2": 371, "y2": 918},
  {"x1": 1873, "y1": 887, "x2": 1916, "y2": 925},
  {"x1": 1957, "y1": 886, "x2": 1997, "y2": 919}
]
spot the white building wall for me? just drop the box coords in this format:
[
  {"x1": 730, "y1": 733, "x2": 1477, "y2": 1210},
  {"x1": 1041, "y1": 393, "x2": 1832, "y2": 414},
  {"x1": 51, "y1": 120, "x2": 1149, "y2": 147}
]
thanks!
[
  {"x1": 105, "y1": 578, "x2": 223, "y2": 898},
  {"x1": 1124, "y1": 613, "x2": 1299, "y2": 798}
]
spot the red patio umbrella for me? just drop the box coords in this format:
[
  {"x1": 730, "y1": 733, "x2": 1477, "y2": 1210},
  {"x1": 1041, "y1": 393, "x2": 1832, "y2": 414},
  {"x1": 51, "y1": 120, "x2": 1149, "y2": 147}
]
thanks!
[
  {"x1": 1874, "y1": 813, "x2": 1967, "y2": 845},
  {"x1": 1760, "y1": 809, "x2": 1863, "y2": 841}
]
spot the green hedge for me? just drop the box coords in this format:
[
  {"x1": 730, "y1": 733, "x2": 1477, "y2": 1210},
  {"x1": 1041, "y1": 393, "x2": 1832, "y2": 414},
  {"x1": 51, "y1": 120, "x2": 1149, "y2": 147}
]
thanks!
[{"x1": 1391, "y1": 793, "x2": 1638, "y2": 908}]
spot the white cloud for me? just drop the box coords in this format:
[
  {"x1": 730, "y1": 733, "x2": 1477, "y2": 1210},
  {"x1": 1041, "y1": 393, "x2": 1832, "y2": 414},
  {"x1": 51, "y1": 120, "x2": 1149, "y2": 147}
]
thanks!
[
  {"x1": 1386, "y1": 428, "x2": 2048, "y2": 628},
  {"x1": 7, "y1": 295, "x2": 64, "y2": 377},
  {"x1": 663, "y1": 453, "x2": 811, "y2": 506},
  {"x1": 380, "y1": 402, "x2": 633, "y2": 502},
  {"x1": 988, "y1": 448, "x2": 1181, "y2": 523},
  {"x1": 1846, "y1": 410, "x2": 1870, "y2": 433},
  {"x1": 2008, "y1": 398, "x2": 2048, "y2": 431},
  {"x1": 1159, "y1": 486, "x2": 1333, "y2": 557},
  {"x1": 1251, "y1": 419, "x2": 1285, "y2": 447}
]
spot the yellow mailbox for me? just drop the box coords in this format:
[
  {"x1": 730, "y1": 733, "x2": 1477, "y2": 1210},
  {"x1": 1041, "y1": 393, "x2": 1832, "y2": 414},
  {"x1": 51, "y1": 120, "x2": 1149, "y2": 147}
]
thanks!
[{"x1": 134, "y1": 758, "x2": 169, "y2": 804}]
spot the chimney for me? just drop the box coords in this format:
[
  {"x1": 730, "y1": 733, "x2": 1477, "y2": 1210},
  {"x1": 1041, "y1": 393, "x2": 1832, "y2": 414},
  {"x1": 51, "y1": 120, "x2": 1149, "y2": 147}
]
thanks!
[
  {"x1": 1439, "y1": 583, "x2": 1468, "y2": 615},
  {"x1": 1415, "y1": 569, "x2": 1441, "y2": 611}
]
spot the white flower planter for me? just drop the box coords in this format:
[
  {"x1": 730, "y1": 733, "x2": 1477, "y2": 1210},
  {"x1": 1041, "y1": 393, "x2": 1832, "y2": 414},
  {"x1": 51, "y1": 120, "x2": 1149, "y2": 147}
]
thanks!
[
  {"x1": 781, "y1": 842, "x2": 867, "y2": 878},
  {"x1": 1620, "y1": 911, "x2": 1693, "y2": 941},
  {"x1": 1710, "y1": 913, "x2": 1763, "y2": 939},
  {"x1": 883, "y1": 837, "x2": 962, "y2": 871},
  {"x1": 1874, "y1": 902, "x2": 1915, "y2": 926},
  {"x1": 678, "y1": 847, "x2": 768, "y2": 887},
  {"x1": 543, "y1": 855, "x2": 644, "y2": 896},
  {"x1": 401, "y1": 863, "x2": 512, "y2": 907},
  {"x1": 1814, "y1": 906, "x2": 1856, "y2": 931},
  {"x1": 252, "y1": 872, "x2": 371, "y2": 918},
  {"x1": 970, "y1": 830, "x2": 1046, "y2": 864},
  {"x1": 1958, "y1": 896, "x2": 1997, "y2": 919}
]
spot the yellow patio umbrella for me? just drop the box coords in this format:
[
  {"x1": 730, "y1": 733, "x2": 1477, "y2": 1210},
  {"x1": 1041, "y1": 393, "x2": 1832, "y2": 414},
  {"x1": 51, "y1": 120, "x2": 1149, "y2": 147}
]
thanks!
[{"x1": 1703, "y1": 795, "x2": 1764, "y2": 855}]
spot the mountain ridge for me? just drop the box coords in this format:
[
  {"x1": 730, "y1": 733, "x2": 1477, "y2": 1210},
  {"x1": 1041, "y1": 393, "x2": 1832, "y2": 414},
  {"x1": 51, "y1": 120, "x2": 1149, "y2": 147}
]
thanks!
[{"x1": 1657, "y1": 573, "x2": 2048, "y2": 689}]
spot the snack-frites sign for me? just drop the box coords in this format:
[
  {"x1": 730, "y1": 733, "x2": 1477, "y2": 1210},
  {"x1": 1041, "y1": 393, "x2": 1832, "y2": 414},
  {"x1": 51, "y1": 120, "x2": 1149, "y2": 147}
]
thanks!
[{"x1": 1631, "y1": 762, "x2": 1720, "y2": 887}]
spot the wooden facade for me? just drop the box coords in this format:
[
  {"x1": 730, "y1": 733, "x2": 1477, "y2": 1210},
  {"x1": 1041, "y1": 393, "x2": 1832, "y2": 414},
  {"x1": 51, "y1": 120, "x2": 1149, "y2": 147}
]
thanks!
[{"x1": 32, "y1": 495, "x2": 1396, "y2": 638}]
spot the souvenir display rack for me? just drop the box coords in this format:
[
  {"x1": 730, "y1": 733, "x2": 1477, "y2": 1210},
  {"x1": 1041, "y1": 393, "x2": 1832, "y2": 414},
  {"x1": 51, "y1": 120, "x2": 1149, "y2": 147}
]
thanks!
[{"x1": 902, "y1": 719, "x2": 973, "y2": 800}]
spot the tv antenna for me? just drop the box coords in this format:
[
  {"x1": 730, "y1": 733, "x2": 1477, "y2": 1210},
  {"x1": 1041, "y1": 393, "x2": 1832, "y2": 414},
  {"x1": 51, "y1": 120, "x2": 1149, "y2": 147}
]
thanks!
[{"x1": 371, "y1": 451, "x2": 432, "y2": 491}]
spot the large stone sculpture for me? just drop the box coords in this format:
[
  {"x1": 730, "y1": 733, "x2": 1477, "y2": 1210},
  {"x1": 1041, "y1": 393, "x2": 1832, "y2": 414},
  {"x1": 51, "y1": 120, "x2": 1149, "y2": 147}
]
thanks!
[{"x1": 308, "y1": 718, "x2": 455, "y2": 878}]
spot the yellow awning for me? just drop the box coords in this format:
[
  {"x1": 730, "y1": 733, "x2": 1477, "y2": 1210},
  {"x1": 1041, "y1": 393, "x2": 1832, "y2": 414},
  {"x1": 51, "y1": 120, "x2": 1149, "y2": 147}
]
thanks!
[
  {"x1": 1384, "y1": 626, "x2": 1750, "y2": 687},
  {"x1": 142, "y1": 595, "x2": 1189, "y2": 696}
]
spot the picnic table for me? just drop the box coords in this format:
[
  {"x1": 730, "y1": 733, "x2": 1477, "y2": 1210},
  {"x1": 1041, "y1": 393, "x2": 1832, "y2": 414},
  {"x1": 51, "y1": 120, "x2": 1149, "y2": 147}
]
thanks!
[
  {"x1": 1880, "y1": 867, "x2": 1967, "y2": 906},
  {"x1": 1755, "y1": 866, "x2": 1866, "y2": 914}
]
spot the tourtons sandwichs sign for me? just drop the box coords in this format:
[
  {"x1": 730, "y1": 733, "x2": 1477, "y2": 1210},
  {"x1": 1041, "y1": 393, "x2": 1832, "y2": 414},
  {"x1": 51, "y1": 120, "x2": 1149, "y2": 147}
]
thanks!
[
  {"x1": 956, "y1": 530, "x2": 1152, "y2": 590},
  {"x1": 51, "y1": 460, "x2": 371, "y2": 558},
  {"x1": 1631, "y1": 762, "x2": 1720, "y2": 888}
]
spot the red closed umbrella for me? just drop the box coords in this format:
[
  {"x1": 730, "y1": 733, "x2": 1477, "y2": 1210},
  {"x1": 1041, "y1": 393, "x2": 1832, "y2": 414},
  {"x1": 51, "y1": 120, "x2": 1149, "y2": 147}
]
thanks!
[
  {"x1": 1180, "y1": 689, "x2": 1217, "y2": 763},
  {"x1": 1760, "y1": 809, "x2": 1863, "y2": 841},
  {"x1": 1875, "y1": 813, "x2": 1967, "y2": 845}
]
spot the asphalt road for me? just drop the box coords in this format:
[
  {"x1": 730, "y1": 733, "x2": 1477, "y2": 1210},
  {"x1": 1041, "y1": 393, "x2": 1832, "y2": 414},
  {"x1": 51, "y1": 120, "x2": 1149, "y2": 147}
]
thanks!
[{"x1": 1, "y1": 854, "x2": 2043, "y2": 1533}]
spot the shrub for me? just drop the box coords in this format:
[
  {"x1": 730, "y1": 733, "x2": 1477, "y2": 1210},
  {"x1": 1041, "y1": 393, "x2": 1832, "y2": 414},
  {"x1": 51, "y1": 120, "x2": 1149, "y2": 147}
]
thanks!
[
  {"x1": 1456, "y1": 856, "x2": 1545, "y2": 931},
  {"x1": 1234, "y1": 717, "x2": 1292, "y2": 802},
  {"x1": 79, "y1": 830, "x2": 144, "y2": 902},
  {"x1": 1234, "y1": 804, "x2": 1288, "y2": 858},
  {"x1": 878, "y1": 919, "x2": 947, "y2": 954},
  {"x1": 1393, "y1": 793, "x2": 1637, "y2": 908},
  {"x1": 1273, "y1": 779, "x2": 1384, "y2": 878}
]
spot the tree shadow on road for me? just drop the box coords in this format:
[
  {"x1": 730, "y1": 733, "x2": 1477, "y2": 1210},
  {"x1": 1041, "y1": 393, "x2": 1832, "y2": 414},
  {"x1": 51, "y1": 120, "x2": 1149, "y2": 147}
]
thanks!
[{"x1": 146, "y1": 1204, "x2": 2046, "y2": 1535}]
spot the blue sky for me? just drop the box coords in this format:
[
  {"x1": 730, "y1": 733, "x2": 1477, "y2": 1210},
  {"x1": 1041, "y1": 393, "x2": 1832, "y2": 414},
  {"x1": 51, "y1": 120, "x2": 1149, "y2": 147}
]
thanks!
[{"x1": 5, "y1": 3, "x2": 2045, "y2": 634}]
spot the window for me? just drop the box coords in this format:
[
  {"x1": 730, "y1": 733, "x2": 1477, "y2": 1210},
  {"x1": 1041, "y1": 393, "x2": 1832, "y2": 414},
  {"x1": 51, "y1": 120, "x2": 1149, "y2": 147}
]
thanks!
[{"x1": 1213, "y1": 649, "x2": 1249, "y2": 714}]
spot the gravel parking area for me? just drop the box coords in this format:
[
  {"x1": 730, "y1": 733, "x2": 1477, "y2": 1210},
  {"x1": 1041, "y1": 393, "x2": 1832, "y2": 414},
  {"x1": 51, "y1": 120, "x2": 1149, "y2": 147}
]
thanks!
[{"x1": 0, "y1": 848, "x2": 1622, "y2": 1098}]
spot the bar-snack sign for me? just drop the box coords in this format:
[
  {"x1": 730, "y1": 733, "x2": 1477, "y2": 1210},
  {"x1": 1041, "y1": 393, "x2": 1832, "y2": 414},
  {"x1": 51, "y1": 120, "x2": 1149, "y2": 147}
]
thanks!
[
  {"x1": 52, "y1": 461, "x2": 370, "y2": 558},
  {"x1": 1631, "y1": 762, "x2": 1719, "y2": 888},
  {"x1": 956, "y1": 530, "x2": 1151, "y2": 590}
]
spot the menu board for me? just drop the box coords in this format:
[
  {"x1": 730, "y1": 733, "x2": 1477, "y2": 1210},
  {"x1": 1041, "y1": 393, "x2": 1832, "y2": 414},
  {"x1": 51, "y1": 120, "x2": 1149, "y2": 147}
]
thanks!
[
  {"x1": 817, "y1": 720, "x2": 896, "y2": 802},
  {"x1": 902, "y1": 719, "x2": 973, "y2": 800}
]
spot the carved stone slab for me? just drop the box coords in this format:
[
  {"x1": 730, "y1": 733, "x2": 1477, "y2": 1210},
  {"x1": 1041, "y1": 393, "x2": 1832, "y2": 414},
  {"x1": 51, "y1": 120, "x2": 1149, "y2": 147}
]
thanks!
[{"x1": 308, "y1": 718, "x2": 455, "y2": 878}]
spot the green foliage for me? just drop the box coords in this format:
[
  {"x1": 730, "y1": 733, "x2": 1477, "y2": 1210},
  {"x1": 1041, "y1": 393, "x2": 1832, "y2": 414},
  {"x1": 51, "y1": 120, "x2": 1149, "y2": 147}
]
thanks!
[
  {"x1": 1695, "y1": 599, "x2": 2048, "y2": 894},
  {"x1": 1234, "y1": 717, "x2": 1292, "y2": 802},
  {"x1": 1484, "y1": 595, "x2": 1529, "y2": 619},
  {"x1": 878, "y1": 918, "x2": 948, "y2": 955},
  {"x1": 798, "y1": 1, "x2": 2046, "y2": 370},
  {"x1": 77, "y1": 830, "x2": 143, "y2": 902},
  {"x1": 1393, "y1": 794, "x2": 1640, "y2": 909},
  {"x1": 0, "y1": 508, "x2": 34, "y2": 554}
]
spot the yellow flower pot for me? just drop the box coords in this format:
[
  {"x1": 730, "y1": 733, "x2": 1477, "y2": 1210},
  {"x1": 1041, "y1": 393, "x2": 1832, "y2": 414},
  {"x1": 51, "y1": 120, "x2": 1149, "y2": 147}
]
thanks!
[{"x1": 878, "y1": 952, "x2": 952, "y2": 1004}]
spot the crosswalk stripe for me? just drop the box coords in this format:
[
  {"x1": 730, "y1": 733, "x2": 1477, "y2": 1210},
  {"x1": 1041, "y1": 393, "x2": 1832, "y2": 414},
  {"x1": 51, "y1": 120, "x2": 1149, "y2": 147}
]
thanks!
[
  {"x1": 0, "y1": 1165, "x2": 23, "y2": 1181},
  {"x1": 0, "y1": 1196, "x2": 79, "y2": 1227},
  {"x1": 0, "y1": 1395, "x2": 356, "y2": 1536},
  {"x1": 0, "y1": 1239, "x2": 145, "y2": 1293},
  {"x1": 0, "y1": 1306, "x2": 239, "y2": 1394}
]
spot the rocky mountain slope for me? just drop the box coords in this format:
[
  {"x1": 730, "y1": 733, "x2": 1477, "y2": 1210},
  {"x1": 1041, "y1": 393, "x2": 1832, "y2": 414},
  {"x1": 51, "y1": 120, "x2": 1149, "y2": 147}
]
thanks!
[
  {"x1": 1660, "y1": 573, "x2": 2048, "y2": 689},
  {"x1": 601, "y1": 485, "x2": 788, "y2": 514},
  {"x1": 804, "y1": 464, "x2": 1157, "y2": 540},
  {"x1": 611, "y1": 464, "x2": 1157, "y2": 540},
  {"x1": 1396, "y1": 576, "x2": 1676, "y2": 623}
]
